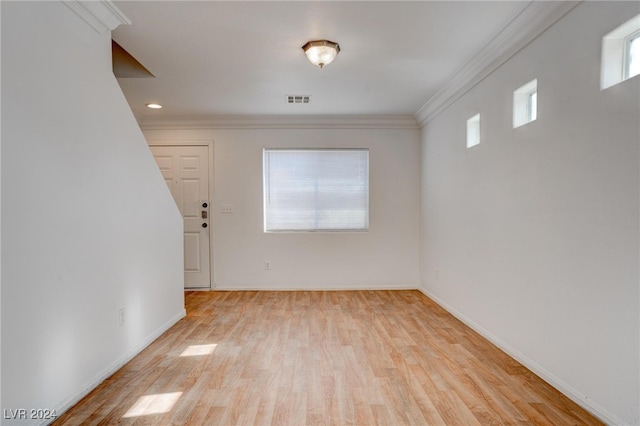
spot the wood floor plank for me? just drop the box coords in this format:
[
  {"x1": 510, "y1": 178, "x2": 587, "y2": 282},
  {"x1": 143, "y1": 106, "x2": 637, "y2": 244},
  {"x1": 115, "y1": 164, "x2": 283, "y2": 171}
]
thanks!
[{"x1": 53, "y1": 290, "x2": 603, "y2": 425}]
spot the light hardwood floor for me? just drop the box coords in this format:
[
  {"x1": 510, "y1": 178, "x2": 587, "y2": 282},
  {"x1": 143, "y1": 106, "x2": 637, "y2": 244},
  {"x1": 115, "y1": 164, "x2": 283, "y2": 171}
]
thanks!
[{"x1": 54, "y1": 290, "x2": 602, "y2": 425}]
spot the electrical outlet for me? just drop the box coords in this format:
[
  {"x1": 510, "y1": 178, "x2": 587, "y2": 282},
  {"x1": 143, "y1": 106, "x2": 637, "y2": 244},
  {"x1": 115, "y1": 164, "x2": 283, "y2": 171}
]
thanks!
[
  {"x1": 265, "y1": 261, "x2": 271, "y2": 270},
  {"x1": 221, "y1": 205, "x2": 234, "y2": 214},
  {"x1": 118, "y1": 308, "x2": 125, "y2": 327}
]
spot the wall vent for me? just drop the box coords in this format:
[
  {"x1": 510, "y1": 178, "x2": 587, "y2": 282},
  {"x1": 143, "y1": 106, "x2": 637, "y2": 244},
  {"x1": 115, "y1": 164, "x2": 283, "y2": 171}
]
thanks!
[{"x1": 286, "y1": 95, "x2": 311, "y2": 104}]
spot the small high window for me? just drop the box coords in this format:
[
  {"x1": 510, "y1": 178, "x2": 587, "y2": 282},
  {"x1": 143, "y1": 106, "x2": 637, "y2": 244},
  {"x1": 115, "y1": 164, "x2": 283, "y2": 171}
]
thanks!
[
  {"x1": 528, "y1": 91, "x2": 537, "y2": 122},
  {"x1": 601, "y1": 14, "x2": 640, "y2": 89},
  {"x1": 513, "y1": 79, "x2": 537, "y2": 128},
  {"x1": 624, "y1": 30, "x2": 640, "y2": 79},
  {"x1": 466, "y1": 114, "x2": 480, "y2": 148}
]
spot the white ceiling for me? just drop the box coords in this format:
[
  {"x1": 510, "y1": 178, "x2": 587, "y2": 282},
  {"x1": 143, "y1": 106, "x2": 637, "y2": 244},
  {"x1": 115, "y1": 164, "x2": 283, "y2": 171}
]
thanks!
[{"x1": 112, "y1": 1, "x2": 530, "y2": 120}]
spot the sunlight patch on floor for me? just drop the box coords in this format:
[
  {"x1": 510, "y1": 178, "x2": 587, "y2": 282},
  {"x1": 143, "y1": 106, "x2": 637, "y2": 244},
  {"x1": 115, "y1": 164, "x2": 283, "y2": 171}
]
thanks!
[
  {"x1": 180, "y1": 343, "x2": 217, "y2": 357},
  {"x1": 122, "y1": 392, "x2": 182, "y2": 418}
]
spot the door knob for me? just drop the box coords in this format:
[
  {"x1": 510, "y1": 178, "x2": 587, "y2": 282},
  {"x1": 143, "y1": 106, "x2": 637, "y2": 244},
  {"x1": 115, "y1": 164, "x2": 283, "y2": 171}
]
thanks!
[
  {"x1": 202, "y1": 202, "x2": 208, "y2": 208},
  {"x1": 202, "y1": 223, "x2": 208, "y2": 228}
]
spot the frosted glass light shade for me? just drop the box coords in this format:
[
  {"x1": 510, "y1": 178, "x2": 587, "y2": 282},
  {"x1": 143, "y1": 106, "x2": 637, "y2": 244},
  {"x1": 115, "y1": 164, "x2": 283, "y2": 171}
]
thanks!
[{"x1": 302, "y1": 40, "x2": 340, "y2": 68}]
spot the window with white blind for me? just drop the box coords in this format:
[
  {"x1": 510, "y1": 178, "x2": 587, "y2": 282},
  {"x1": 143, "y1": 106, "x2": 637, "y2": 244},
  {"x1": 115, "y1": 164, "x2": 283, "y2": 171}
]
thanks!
[{"x1": 263, "y1": 149, "x2": 369, "y2": 232}]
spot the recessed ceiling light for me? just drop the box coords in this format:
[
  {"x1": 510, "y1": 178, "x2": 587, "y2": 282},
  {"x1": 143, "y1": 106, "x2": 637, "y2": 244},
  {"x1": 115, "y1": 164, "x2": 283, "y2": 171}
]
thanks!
[{"x1": 146, "y1": 103, "x2": 163, "y2": 109}]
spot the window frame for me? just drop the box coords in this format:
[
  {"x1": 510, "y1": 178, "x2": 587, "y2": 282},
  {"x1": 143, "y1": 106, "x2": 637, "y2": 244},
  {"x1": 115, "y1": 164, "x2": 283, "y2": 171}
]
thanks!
[
  {"x1": 528, "y1": 90, "x2": 537, "y2": 122},
  {"x1": 623, "y1": 29, "x2": 640, "y2": 80}
]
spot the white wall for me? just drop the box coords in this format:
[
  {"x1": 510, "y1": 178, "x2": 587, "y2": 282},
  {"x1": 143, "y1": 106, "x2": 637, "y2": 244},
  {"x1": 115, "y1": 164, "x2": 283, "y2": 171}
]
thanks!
[
  {"x1": 143, "y1": 126, "x2": 421, "y2": 290},
  {"x1": 1, "y1": 2, "x2": 185, "y2": 423},
  {"x1": 420, "y1": 2, "x2": 639, "y2": 424}
]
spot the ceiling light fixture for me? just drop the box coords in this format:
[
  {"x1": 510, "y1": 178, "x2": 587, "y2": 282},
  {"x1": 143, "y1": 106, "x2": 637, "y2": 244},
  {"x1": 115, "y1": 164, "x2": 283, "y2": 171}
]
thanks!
[
  {"x1": 302, "y1": 40, "x2": 340, "y2": 69},
  {"x1": 146, "y1": 103, "x2": 163, "y2": 109}
]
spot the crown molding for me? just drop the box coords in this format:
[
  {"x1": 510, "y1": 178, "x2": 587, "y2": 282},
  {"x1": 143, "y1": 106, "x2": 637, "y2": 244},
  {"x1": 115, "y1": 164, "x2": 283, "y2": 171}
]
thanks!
[
  {"x1": 63, "y1": 1, "x2": 131, "y2": 34},
  {"x1": 137, "y1": 115, "x2": 419, "y2": 131},
  {"x1": 415, "y1": 1, "x2": 581, "y2": 127}
]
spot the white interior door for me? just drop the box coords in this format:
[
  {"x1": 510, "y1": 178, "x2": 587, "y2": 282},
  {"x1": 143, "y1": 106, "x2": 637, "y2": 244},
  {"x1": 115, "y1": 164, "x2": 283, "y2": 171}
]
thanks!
[{"x1": 150, "y1": 145, "x2": 210, "y2": 289}]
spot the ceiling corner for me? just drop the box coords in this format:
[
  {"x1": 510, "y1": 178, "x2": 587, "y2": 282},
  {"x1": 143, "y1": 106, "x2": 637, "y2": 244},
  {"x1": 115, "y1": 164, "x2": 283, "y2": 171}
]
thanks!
[
  {"x1": 63, "y1": 0, "x2": 131, "y2": 34},
  {"x1": 415, "y1": 0, "x2": 582, "y2": 127},
  {"x1": 137, "y1": 115, "x2": 419, "y2": 131}
]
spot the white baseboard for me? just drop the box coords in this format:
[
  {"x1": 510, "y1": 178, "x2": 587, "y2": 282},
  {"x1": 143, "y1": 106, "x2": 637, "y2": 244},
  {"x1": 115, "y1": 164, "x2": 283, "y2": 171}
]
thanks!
[
  {"x1": 49, "y1": 309, "x2": 186, "y2": 425},
  {"x1": 212, "y1": 285, "x2": 416, "y2": 291},
  {"x1": 418, "y1": 286, "x2": 622, "y2": 426}
]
